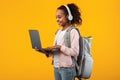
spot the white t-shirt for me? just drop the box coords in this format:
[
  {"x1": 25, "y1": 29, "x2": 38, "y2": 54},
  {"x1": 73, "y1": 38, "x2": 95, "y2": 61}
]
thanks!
[{"x1": 54, "y1": 29, "x2": 67, "y2": 67}]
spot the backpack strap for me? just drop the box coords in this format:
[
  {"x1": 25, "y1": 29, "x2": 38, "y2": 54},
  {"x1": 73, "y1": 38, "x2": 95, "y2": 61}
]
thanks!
[
  {"x1": 64, "y1": 26, "x2": 81, "y2": 76},
  {"x1": 64, "y1": 27, "x2": 74, "y2": 48},
  {"x1": 64, "y1": 26, "x2": 81, "y2": 48}
]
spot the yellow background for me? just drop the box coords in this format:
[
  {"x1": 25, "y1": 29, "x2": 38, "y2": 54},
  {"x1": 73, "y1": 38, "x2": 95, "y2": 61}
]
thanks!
[{"x1": 0, "y1": 0, "x2": 120, "y2": 80}]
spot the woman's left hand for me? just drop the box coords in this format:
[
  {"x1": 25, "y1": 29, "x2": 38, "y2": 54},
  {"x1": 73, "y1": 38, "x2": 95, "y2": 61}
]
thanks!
[{"x1": 52, "y1": 45, "x2": 61, "y2": 49}]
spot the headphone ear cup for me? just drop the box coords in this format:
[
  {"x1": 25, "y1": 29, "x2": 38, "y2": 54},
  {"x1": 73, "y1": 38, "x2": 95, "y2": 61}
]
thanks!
[
  {"x1": 66, "y1": 15, "x2": 73, "y2": 21},
  {"x1": 66, "y1": 15, "x2": 69, "y2": 20},
  {"x1": 67, "y1": 15, "x2": 73, "y2": 21}
]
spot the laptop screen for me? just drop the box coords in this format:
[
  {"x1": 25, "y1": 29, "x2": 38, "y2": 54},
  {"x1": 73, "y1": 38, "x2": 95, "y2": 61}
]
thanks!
[{"x1": 29, "y1": 30, "x2": 42, "y2": 49}]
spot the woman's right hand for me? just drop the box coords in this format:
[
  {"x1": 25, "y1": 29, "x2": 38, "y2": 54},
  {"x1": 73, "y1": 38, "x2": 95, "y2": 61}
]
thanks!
[
  {"x1": 44, "y1": 47, "x2": 53, "y2": 57},
  {"x1": 34, "y1": 46, "x2": 53, "y2": 57}
]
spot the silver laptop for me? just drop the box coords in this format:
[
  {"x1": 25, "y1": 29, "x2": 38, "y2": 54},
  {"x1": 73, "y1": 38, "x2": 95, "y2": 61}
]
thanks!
[{"x1": 28, "y1": 30, "x2": 59, "y2": 54}]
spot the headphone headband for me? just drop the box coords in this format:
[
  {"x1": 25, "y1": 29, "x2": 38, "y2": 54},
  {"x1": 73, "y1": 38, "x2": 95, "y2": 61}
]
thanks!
[{"x1": 63, "y1": 5, "x2": 73, "y2": 21}]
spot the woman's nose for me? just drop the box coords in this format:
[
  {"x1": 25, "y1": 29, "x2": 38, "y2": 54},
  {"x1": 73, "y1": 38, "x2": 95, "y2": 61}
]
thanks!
[{"x1": 56, "y1": 18, "x2": 59, "y2": 22}]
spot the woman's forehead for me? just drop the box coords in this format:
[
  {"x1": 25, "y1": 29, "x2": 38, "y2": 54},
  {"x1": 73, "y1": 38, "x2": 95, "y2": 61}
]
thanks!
[{"x1": 56, "y1": 9, "x2": 65, "y2": 15}]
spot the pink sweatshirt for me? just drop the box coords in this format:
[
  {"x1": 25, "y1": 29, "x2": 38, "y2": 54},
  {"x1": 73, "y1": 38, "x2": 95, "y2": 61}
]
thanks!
[{"x1": 52, "y1": 27, "x2": 80, "y2": 67}]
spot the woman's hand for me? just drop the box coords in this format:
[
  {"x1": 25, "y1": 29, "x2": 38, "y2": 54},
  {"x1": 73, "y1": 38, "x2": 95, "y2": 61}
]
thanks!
[
  {"x1": 34, "y1": 47, "x2": 52, "y2": 57},
  {"x1": 44, "y1": 47, "x2": 53, "y2": 51},
  {"x1": 51, "y1": 45, "x2": 61, "y2": 49}
]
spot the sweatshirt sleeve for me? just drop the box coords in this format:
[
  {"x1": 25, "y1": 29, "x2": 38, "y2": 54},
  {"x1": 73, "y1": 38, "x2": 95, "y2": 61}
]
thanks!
[{"x1": 60, "y1": 29, "x2": 79, "y2": 56}]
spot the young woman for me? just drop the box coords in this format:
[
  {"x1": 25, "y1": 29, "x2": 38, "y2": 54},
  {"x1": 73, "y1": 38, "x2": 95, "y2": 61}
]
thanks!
[{"x1": 35, "y1": 3, "x2": 82, "y2": 80}]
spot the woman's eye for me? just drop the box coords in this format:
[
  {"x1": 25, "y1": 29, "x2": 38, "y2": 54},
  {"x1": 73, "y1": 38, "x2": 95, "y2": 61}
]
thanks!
[
  {"x1": 56, "y1": 15, "x2": 61, "y2": 19},
  {"x1": 56, "y1": 17, "x2": 60, "y2": 19},
  {"x1": 58, "y1": 17, "x2": 61, "y2": 19}
]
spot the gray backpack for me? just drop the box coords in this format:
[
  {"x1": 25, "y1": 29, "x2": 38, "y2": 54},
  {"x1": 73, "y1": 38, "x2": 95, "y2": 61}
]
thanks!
[{"x1": 64, "y1": 27, "x2": 93, "y2": 79}]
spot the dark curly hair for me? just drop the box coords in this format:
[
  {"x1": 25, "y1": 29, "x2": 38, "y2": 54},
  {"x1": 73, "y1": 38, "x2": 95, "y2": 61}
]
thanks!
[{"x1": 57, "y1": 3, "x2": 82, "y2": 25}]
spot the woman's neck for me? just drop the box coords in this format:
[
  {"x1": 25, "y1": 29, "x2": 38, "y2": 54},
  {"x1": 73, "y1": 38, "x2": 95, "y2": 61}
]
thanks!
[{"x1": 62, "y1": 24, "x2": 71, "y2": 31}]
